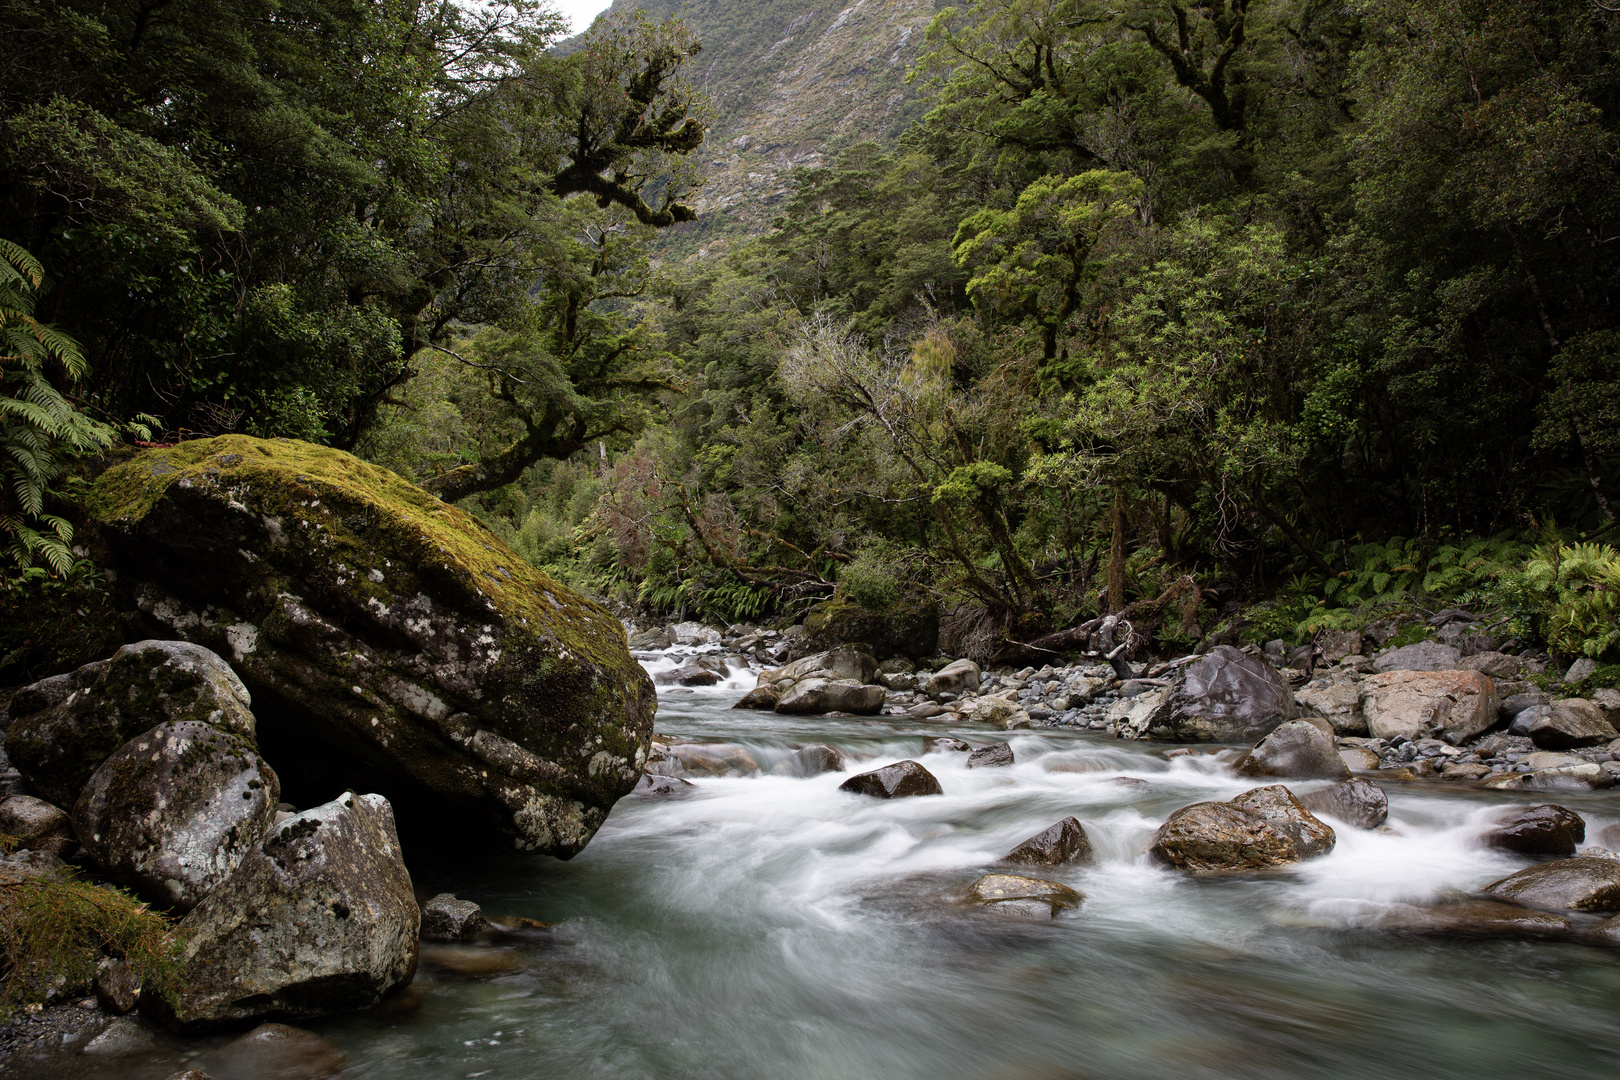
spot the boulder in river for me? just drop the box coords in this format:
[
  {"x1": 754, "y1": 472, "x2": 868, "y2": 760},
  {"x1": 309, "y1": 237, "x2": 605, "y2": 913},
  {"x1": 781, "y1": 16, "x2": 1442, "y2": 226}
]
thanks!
[
  {"x1": 795, "y1": 744, "x2": 845, "y2": 776},
  {"x1": 1359, "y1": 669, "x2": 1499, "y2": 744},
  {"x1": 1483, "y1": 805, "x2": 1586, "y2": 857},
  {"x1": 1237, "y1": 720, "x2": 1351, "y2": 780},
  {"x1": 0, "y1": 795, "x2": 75, "y2": 857},
  {"x1": 421, "y1": 893, "x2": 490, "y2": 941},
  {"x1": 73, "y1": 720, "x2": 281, "y2": 911},
  {"x1": 924, "y1": 737, "x2": 971, "y2": 754},
  {"x1": 1152, "y1": 785, "x2": 1335, "y2": 873},
  {"x1": 1229, "y1": 785, "x2": 1336, "y2": 859},
  {"x1": 838, "y1": 761, "x2": 943, "y2": 799},
  {"x1": 88, "y1": 436, "x2": 655, "y2": 857},
  {"x1": 966, "y1": 743, "x2": 1015, "y2": 769},
  {"x1": 732, "y1": 686, "x2": 780, "y2": 711},
  {"x1": 964, "y1": 873, "x2": 1082, "y2": 917},
  {"x1": 1297, "y1": 779, "x2": 1388, "y2": 830},
  {"x1": 925, "y1": 659, "x2": 981, "y2": 700},
  {"x1": 5, "y1": 640, "x2": 255, "y2": 807},
  {"x1": 1116, "y1": 646, "x2": 1295, "y2": 743},
  {"x1": 1521, "y1": 699, "x2": 1618, "y2": 750},
  {"x1": 631, "y1": 773, "x2": 695, "y2": 797},
  {"x1": 1003, "y1": 818, "x2": 1094, "y2": 867},
  {"x1": 757, "y1": 648, "x2": 880, "y2": 689},
  {"x1": 654, "y1": 661, "x2": 722, "y2": 687},
  {"x1": 149, "y1": 792, "x2": 418, "y2": 1030},
  {"x1": 1482, "y1": 857, "x2": 1620, "y2": 913},
  {"x1": 775, "y1": 679, "x2": 885, "y2": 716}
]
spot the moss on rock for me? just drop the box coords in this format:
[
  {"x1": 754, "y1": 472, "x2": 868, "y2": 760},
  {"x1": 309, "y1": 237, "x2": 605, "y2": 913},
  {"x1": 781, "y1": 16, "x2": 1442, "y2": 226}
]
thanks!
[{"x1": 802, "y1": 591, "x2": 938, "y2": 660}]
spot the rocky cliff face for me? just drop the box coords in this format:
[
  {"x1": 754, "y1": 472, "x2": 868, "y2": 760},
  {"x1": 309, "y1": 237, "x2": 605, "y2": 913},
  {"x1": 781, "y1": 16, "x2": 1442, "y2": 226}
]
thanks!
[{"x1": 586, "y1": 0, "x2": 937, "y2": 246}]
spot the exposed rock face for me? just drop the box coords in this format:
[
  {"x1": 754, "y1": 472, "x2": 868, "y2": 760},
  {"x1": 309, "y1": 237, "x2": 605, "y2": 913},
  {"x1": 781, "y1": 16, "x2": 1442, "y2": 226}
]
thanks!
[
  {"x1": 1359, "y1": 669, "x2": 1499, "y2": 744},
  {"x1": 421, "y1": 894, "x2": 489, "y2": 941},
  {"x1": 966, "y1": 743, "x2": 1015, "y2": 769},
  {"x1": 775, "y1": 679, "x2": 885, "y2": 716},
  {"x1": 1294, "y1": 679, "x2": 1366, "y2": 736},
  {"x1": 1151, "y1": 785, "x2": 1335, "y2": 872},
  {"x1": 0, "y1": 795, "x2": 75, "y2": 857},
  {"x1": 1522, "y1": 699, "x2": 1618, "y2": 750},
  {"x1": 838, "y1": 760, "x2": 942, "y2": 798},
  {"x1": 1484, "y1": 805, "x2": 1586, "y2": 857},
  {"x1": 1237, "y1": 720, "x2": 1351, "y2": 780},
  {"x1": 1117, "y1": 646, "x2": 1295, "y2": 743},
  {"x1": 1373, "y1": 642, "x2": 1461, "y2": 672},
  {"x1": 1298, "y1": 779, "x2": 1388, "y2": 830},
  {"x1": 1003, "y1": 818, "x2": 1094, "y2": 867},
  {"x1": 73, "y1": 721, "x2": 280, "y2": 911},
  {"x1": 5, "y1": 640, "x2": 255, "y2": 807},
  {"x1": 150, "y1": 792, "x2": 418, "y2": 1030},
  {"x1": 1482, "y1": 857, "x2": 1620, "y2": 913},
  {"x1": 964, "y1": 873, "x2": 1082, "y2": 916},
  {"x1": 87, "y1": 437, "x2": 655, "y2": 856}
]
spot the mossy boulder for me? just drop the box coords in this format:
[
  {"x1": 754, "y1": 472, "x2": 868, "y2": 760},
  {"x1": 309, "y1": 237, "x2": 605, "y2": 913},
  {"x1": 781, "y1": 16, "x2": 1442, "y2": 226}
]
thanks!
[
  {"x1": 801, "y1": 592, "x2": 938, "y2": 660},
  {"x1": 86, "y1": 435, "x2": 655, "y2": 857}
]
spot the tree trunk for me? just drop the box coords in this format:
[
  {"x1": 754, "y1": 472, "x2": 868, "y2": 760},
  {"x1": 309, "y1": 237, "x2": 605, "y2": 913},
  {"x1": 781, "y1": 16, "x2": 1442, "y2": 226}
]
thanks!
[{"x1": 1107, "y1": 489, "x2": 1127, "y2": 613}]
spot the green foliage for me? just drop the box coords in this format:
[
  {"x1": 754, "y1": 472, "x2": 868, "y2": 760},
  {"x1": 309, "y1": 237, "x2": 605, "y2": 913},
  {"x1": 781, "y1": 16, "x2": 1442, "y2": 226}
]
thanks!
[{"x1": 1495, "y1": 543, "x2": 1620, "y2": 660}]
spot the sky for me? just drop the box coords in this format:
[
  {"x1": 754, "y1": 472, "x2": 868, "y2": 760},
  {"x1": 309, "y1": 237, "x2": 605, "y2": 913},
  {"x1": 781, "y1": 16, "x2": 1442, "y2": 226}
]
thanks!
[{"x1": 551, "y1": 0, "x2": 615, "y2": 33}]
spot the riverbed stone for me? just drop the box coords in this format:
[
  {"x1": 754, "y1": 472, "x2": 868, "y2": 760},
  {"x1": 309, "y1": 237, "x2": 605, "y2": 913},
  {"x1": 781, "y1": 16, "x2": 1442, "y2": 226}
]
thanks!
[
  {"x1": 966, "y1": 743, "x2": 1015, "y2": 769},
  {"x1": 653, "y1": 661, "x2": 721, "y2": 687},
  {"x1": 1229, "y1": 785, "x2": 1335, "y2": 859},
  {"x1": 775, "y1": 679, "x2": 885, "y2": 716},
  {"x1": 148, "y1": 792, "x2": 418, "y2": 1030},
  {"x1": 73, "y1": 720, "x2": 280, "y2": 911},
  {"x1": 631, "y1": 773, "x2": 695, "y2": 796},
  {"x1": 1373, "y1": 641, "x2": 1461, "y2": 673},
  {"x1": 925, "y1": 660, "x2": 981, "y2": 700},
  {"x1": 758, "y1": 648, "x2": 880, "y2": 689},
  {"x1": 1379, "y1": 900, "x2": 1575, "y2": 940},
  {"x1": 1523, "y1": 699, "x2": 1618, "y2": 750},
  {"x1": 1338, "y1": 747, "x2": 1381, "y2": 771},
  {"x1": 200, "y1": 1022, "x2": 347, "y2": 1080},
  {"x1": 5, "y1": 640, "x2": 255, "y2": 808},
  {"x1": 1237, "y1": 720, "x2": 1351, "y2": 780},
  {"x1": 1294, "y1": 679, "x2": 1366, "y2": 737},
  {"x1": 661, "y1": 743, "x2": 760, "y2": 778},
  {"x1": 0, "y1": 795, "x2": 75, "y2": 857},
  {"x1": 1149, "y1": 802, "x2": 1300, "y2": 873},
  {"x1": 87, "y1": 436, "x2": 655, "y2": 858},
  {"x1": 1003, "y1": 818, "x2": 1094, "y2": 867},
  {"x1": 1360, "y1": 669, "x2": 1499, "y2": 744},
  {"x1": 733, "y1": 686, "x2": 780, "y2": 711},
  {"x1": 421, "y1": 893, "x2": 489, "y2": 941},
  {"x1": 1482, "y1": 856, "x2": 1620, "y2": 913},
  {"x1": 964, "y1": 873, "x2": 1082, "y2": 916},
  {"x1": 1483, "y1": 805, "x2": 1586, "y2": 857},
  {"x1": 1297, "y1": 779, "x2": 1389, "y2": 829},
  {"x1": 923, "y1": 737, "x2": 971, "y2": 754},
  {"x1": 1117, "y1": 646, "x2": 1295, "y2": 743},
  {"x1": 838, "y1": 761, "x2": 942, "y2": 799},
  {"x1": 795, "y1": 744, "x2": 846, "y2": 776}
]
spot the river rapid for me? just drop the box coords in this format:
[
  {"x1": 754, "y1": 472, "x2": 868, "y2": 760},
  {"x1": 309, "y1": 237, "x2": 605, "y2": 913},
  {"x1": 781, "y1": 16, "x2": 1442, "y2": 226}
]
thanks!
[{"x1": 44, "y1": 648, "x2": 1620, "y2": 1079}]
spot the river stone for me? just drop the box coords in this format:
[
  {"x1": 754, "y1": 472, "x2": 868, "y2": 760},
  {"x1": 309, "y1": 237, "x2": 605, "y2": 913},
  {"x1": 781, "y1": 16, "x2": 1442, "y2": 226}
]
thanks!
[
  {"x1": 965, "y1": 697, "x2": 1020, "y2": 729},
  {"x1": 1317, "y1": 630, "x2": 1362, "y2": 663},
  {"x1": 795, "y1": 744, "x2": 845, "y2": 776},
  {"x1": 1523, "y1": 699, "x2": 1618, "y2": 750},
  {"x1": 421, "y1": 893, "x2": 489, "y2": 941},
  {"x1": 1229, "y1": 785, "x2": 1335, "y2": 859},
  {"x1": 1294, "y1": 680, "x2": 1366, "y2": 736},
  {"x1": 627, "y1": 627, "x2": 672, "y2": 651},
  {"x1": 1297, "y1": 779, "x2": 1389, "y2": 829},
  {"x1": 0, "y1": 795, "x2": 75, "y2": 857},
  {"x1": 733, "y1": 686, "x2": 780, "y2": 711},
  {"x1": 1484, "y1": 805, "x2": 1586, "y2": 857},
  {"x1": 654, "y1": 662, "x2": 721, "y2": 687},
  {"x1": 1237, "y1": 720, "x2": 1351, "y2": 780},
  {"x1": 1359, "y1": 669, "x2": 1499, "y2": 744},
  {"x1": 73, "y1": 721, "x2": 280, "y2": 911},
  {"x1": 1003, "y1": 817, "x2": 1094, "y2": 867},
  {"x1": 758, "y1": 648, "x2": 880, "y2": 689},
  {"x1": 838, "y1": 761, "x2": 942, "y2": 799},
  {"x1": 201, "y1": 1022, "x2": 347, "y2": 1080},
  {"x1": 923, "y1": 737, "x2": 971, "y2": 754},
  {"x1": 775, "y1": 679, "x2": 885, "y2": 716},
  {"x1": 1373, "y1": 641, "x2": 1461, "y2": 673},
  {"x1": 965, "y1": 873, "x2": 1082, "y2": 916},
  {"x1": 1339, "y1": 747, "x2": 1381, "y2": 771},
  {"x1": 95, "y1": 957, "x2": 141, "y2": 1014},
  {"x1": 88, "y1": 436, "x2": 655, "y2": 857},
  {"x1": 1482, "y1": 856, "x2": 1620, "y2": 913},
  {"x1": 1117, "y1": 646, "x2": 1295, "y2": 743},
  {"x1": 966, "y1": 743, "x2": 1015, "y2": 769},
  {"x1": 1484, "y1": 763, "x2": 1613, "y2": 792},
  {"x1": 1380, "y1": 900, "x2": 1574, "y2": 940},
  {"x1": 662, "y1": 743, "x2": 760, "y2": 778},
  {"x1": 1500, "y1": 692, "x2": 1551, "y2": 723},
  {"x1": 631, "y1": 773, "x2": 695, "y2": 796},
  {"x1": 0, "y1": 847, "x2": 66, "y2": 884},
  {"x1": 5, "y1": 640, "x2": 255, "y2": 808},
  {"x1": 148, "y1": 792, "x2": 417, "y2": 1030},
  {"x1": 1149, "y1": 802, "x2": 1300, "y2": 874},
  {"x1": 925, "y1": 659, "x2": 981, "y2": 700}
]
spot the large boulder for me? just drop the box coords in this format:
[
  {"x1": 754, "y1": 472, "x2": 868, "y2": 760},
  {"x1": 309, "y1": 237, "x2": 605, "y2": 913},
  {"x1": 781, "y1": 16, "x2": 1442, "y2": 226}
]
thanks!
[
  {"x1": 1151, "y1": 785, "x2": 1334, "y2": 873},
  {"x1": 1482, "y1": 857, "x2": 1620, "y2": 913},
  {"x1": 1229, "y1": 785, "x2": 1335, "y2": 859},
  {"x1": 1359, "y1": 669, "x2": 1499, "y2": 744},
  {"x1": 1483, "y1": 805, "x2": 1585, "y2": 857},
  {"x1": 1237, "y1": 720, "x2": 1351, "y2": 780},
  {"x1": 838, "y1": 761, "x2": 942, "y2": 799},
  {"x1": 1294, "y1": 678, "x2": 1366, "y2": 737},
  {"x1": 775, "y1": 679, "x2": 885, "y2": 716},
  {"x1": 148, "y1": 792, "x2": 418, "y2": 1030},
  {"x1": 1117, "y1": 646, "x2": 1295, "y2": 743},
  {"x1": 1373, "y1": 641, "x2": 1461, "y2": 673},
  {"x1": 5, "y1": 640, "x2": 255, "y2": 807},
  {"x1": 1521, "y1": 699, "x2": 1618, "y2": 750},
  {"x1": 0, "y1": 795, "x2": 75, "y2": 858},
  {"x1": 73, "y1": 721, "x2": 280, "y2": 911},
  {"x1": 757, "y1": 648, "x2": 880, "y2": 690},
  {"x1": 1003, "y1": 818, "x2": 1094, "y2": 867},
  {"x1": 1297, "y1": 779, "x2": 1388, "y2": 829},
  {"x1": 964, "y1": 873, "x2": 1082, "y2": 917},
  {"x1": 801, "y1": 593, "x2": 939, "y2": 660},
  {"x1": 925, "y1": 660, "x2": 981, "y2": 700},
  {"x1": 86, "y1": 437, "x2": 655, "y2": 856}
]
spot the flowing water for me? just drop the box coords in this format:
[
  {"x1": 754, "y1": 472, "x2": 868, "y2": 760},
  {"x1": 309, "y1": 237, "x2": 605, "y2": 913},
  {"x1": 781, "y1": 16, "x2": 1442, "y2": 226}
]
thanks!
[{"x1": 26, "y1": 649, "x2": 1620, "y2": 1079}]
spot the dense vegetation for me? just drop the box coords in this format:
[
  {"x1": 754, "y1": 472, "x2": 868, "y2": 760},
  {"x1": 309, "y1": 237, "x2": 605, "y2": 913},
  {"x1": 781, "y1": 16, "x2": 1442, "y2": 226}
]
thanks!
[{"x1": 5, "y1": 0, "x2": 1620, "y2": 672}]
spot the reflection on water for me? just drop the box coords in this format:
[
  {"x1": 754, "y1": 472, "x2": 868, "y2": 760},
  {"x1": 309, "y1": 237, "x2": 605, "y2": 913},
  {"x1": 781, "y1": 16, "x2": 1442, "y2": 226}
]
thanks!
[{"x1": 32, "y1": 662, "x2": 1620, "y2": 1079}]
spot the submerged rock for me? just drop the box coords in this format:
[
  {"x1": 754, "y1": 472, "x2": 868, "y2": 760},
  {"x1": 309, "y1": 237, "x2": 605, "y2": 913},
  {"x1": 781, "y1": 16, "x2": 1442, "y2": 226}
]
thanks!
[
  {"x1": 631, "y1": 773, "x2": 696, "y2": 797},
  {"x1": 838, "y1": 760, "x2": 943, "y2": 799},
  {"x1": 1379, "y1": 900, "x2": 1574, "y2": 940},
  {"x1": 964, "y1": 873, "x2": 1082, "y2": 916},
  {"x1": 1482, "y1": 857, "x2": 1620, "y2": 913},
  {"x1": 88, "y1": 436, "x2": 655, "y2": 857},
  {"x1": 1002, "y1": 817, "x2": 1094, "y2": 867},
  {"x1": 795, "y1": 744, "x2": 845, "y2": 776},
  {"x1": 966, "y1": 743, "x2": 1015, "y2": 769},
  {"x1": 1117, "y1": 646, "x2": 1295, "y2": 743},
  {"x1": 73, "y1": 720, "x2": 280, "y2": 911},
  {"x1": 150, "y1": 792, "x2": 418, "y2": 1030},
  {"x1": 200, "y1": 1022, "x2": 347, "y2": 1080},
  {"x1": 660, "y1": 743, "x2": 761, "y2": 778},
  {"x1": 1483, "y1": 805, "x2": 1586, "y2": 857},
  {"x1": 1237, "y1": 720, "x2": 1350, "y2": 780},
  {"x1": 1297, "y1": 779, "x2": 1388, "y2": 830},
  {"x1": 421, "y1": 893, "x2": 489, "y2": 941}
]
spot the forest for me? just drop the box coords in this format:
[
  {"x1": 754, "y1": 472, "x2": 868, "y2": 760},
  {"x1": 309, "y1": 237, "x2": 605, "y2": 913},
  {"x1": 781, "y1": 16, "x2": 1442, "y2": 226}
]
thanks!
[{"x1": 5, "y1": 0, "x2": 1620, "y2": 678}]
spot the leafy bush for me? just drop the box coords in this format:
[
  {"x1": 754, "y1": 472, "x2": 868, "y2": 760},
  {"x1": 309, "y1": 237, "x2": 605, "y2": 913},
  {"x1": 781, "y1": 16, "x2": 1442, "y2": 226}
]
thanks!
[{"x1": 1495, "y1": 542, "x2": 1620, "y2": 660}]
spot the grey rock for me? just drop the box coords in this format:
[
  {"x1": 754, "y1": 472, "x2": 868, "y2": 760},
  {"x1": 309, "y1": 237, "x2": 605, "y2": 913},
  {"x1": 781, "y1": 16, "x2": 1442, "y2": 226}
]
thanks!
[
  {"x1": 1483, "y1": 856, "x2": 1620, "y2": 913},
  {"x1": 1003, "y1": 817, "x2": 1094, "y2": 867},
  {"x1": 1294, "y1": 679, "x2": 1366, "y2": 737},
  {"x1": 631, "y1": 773, "x2": 695, "y2": 796},
  {"x1": 732, "y1": 685, "x2": 780, "y2": 711},
  {"x1": 149, "y1": 793, "x2": 418, "y2": 1031},
  {"x1": 1229, "y1": 785, "x2": 1335, "y2": 859},
  {"x1": 0, "y1": 795, "x2": 75, "y2": 857},
  {"x1": 923, "y1": 737, "x2": 970, "y2": 754},
  {"x1": 1317, "y1": 630, "x2": 1362, "y2": 663},
  {"x1": 757, "y1": 648, "x2": 880, "y2": 689},
  {"x1": 5, "y1": 640, "x2": 255, "y2": 807},
  {"x1": 1500, "y1": 692, "x2": 1551, "y2": 721},
  {"x1": 0, "y1": 847, "x2": 66, "y2": 883},
  {"x1": 1373, "y1": 641, "x2": 1461, "y2": 673},
  {"x1": 1458, "y1": 651, "x2": 1523, "y2": 679},
  {"x1": 653, "y1": 662, "x2": 721, "y2": 687},
  {"x1": 1524, "y1": 699, "x2": 1618, "y2": 750},
  {"x1": 421, "y1": 893, "x2": 489, "y2": 941},
  {"x1": 95, "y1": 957, "x2": 141, "y2": 1015},
  {"x1": 1116, "y1": 646, "x2": 1295, "y2": 743},
  {"x1": 966, "y1": 743, "x2": 1015, "y2": 769},
  {"x1": 83, "y1": 1016, "x2": 158, "y2": 1056},
  {"x1": 1484, "y1": 805, "x2": 1586, "y2": 857},
  {"x1": 1565, "y1": 657, "x2": 1600, "y2": 684},
  {"x1": 1361, "y1": 669, "x2": 1499, "y2": 744},
  {"x1": 1297, "y1": 779, "x2": 1389, "y2": 829},
  {"x1": 1237, "y1": 720, "x2": 1351, "y2": 780},
  {"x1": 795, "y1": 744, "x2": 846, "y2": 775},
  {"x1": 627, "y1": 627, "x2": 672, "y2": 650},
  {"x1": 964, "y1": 873, "x2": 1082, "y2": 917},
  {"x1": 1509, "y1": 704, "x2": 1553, "y2": 737},
  {"x1": 775, "y1": 679, "x2": 885, "y2": 716},
  {"x1": 838, "y1": 761, "x2": 942, "y2": 799},
  {"x1": 660, "y1": 743, "x2": 760, "y2": 778},
  {"x1": 925, "y1": 659, "x2": 982, "y2": 700}
]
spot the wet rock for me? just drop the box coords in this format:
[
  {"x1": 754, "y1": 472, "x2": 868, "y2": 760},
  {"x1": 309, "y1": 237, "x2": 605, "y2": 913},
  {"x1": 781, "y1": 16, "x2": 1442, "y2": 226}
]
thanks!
[
  {"x1": 1003, "y1": 818, "x2": 1094, "y2": 867},
  {"x1": 5, "y1": 640, "x2": 255, "y2": 807},
  {"x1": 73, "y1": 721, "x2": 279, "y2": 911},
  {"x1": 1297, "y1": 779, "x2": 1389, "y2": 829},
  {"x1": 1379, "y1": 900, "x2": 1574, "y2": 940},
  {"x1": 1372, "y1": 641, "x2": 1461, "y2": 673},
  {"x1": 1484, "y1": 805, "x2": 1586, "y2": 857},
  {"x1": 421, "y1": 893, "x2": 489, "y2": 941},
  {"x1": 1482, "y1": 857, "x2": 1620, "y2": 912},
  {"x1": 418, "y1": 943, "x2": 525, "y2": 977},
  {"x1": 83, "y1": 1015, "x2": 159, "y2": 1056},
  {"x1": 95, "y1": 958, "x2": 141, "y2": 1014},
  {"x1": 631, "y1": 773, "x2": 695, "y2": 796},
  {"x1": 1294, "y1": 680, "x2": 1366, "y2": 737},
  {"x1": 838, "y1": 760, "x2": 943, "y2": 799},
  {"x1": 201, "y1": 1022, "x2": 347, "y2": 1080},
  {"x1": 1338, "y1": 747, "x2": 1381, "y2": 771},
  {"x1": 775, "y1": 679, "x2": 885, "y2": 716},
  {"x1": 1229, "y1": 785, "x2": 1335, "y2": 859},
  {"x1": 1360, "y1": 669, "x2": 1499, "y2": 744},
  {"x1": 0, "y1": 795, "x2": 75, "y2": 857},
  {"x1": 1116, "y1": 646, "x2": 1295, "y2": 743},
  {"x1": 654, "y1": 662, "x2": 721, "y2": 687},
  {"x1": 150, "y1": 793, "x2": 418, "y2": 1030},
  {"x1": 795, "y1": 744, "x2": 846, "y2": 775},
  {"x1": 1237, "y1": 720, "x2": 1351, "y2": 780},
  {"x1": 964, "y1": 873, "x2": 1082, "y2": 916},
  {"x1": 662, "y1": 743, "x2": 760, "y2": 778},
  {"x1": 966, "y1": 743, "x2": 1015, "y2": 769},
  {"x1": 89, "y1": 437, "x2": 655, "y2": 858},
  {"x1": 925, "y1": 659, "x2": 982, "y2": 700},
  {"x1": 908, "y1": 702, "x2": 947, "y2": 720},
  {"x1": 923, "y1": 737, "x2": 971, "y2": 754},
  {"x1": 732, "y1": 686, "x2": 780, "y2": 711},
  {"x1": 627, "y1": 627, "x2": 672, "y2": 650},
  {"x1": 757, "y1": 647, "x2": 880, "y2": 689},
  {"x1": 1522, "y1": 699, "x2": 1618, "y2": 750},
  {"x1": 1149, "y1": 802, "x2": 1300, "y2": 874}
]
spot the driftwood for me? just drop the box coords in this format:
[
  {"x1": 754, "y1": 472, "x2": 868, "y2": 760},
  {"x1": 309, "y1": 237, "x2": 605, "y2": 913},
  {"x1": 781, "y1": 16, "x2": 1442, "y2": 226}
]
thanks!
[{"x1": 995, "y1": 576, "x2": 1204, "y2": 669}]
